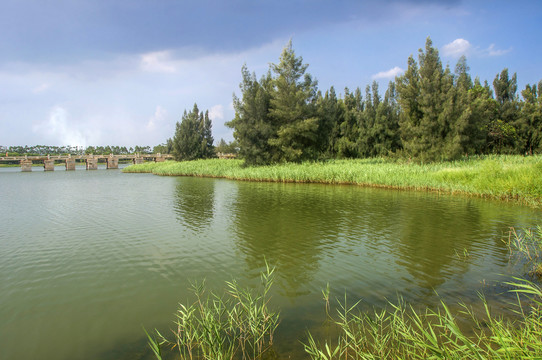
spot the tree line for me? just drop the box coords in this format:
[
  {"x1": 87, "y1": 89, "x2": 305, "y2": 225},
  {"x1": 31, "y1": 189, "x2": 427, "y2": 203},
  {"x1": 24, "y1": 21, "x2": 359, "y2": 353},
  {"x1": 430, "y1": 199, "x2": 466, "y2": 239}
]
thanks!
[{"x1": 223, "y1": 38, "x2": 541, "y2": 164}]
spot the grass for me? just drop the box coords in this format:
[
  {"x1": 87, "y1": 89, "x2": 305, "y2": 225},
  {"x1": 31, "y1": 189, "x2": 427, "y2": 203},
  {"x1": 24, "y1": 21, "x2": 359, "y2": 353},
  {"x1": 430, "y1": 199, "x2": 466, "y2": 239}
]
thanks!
[
  {"x1": 123, "y1": 155, "x2": 542, "y2": 206},
  {"x1": 147, "y1": 268, "x2": 542, "y2": 360},
  {"x1": 304, "y1": 279, "x2": 542, "y2": 360},
  {"x1": 145, "y1": 225, "x2": 542, "y2": 360},
  {"x1": 145, "y1": 263, "x2": 279, "y2": 360},
  {"x1": 506, "y1": 226, "x2": 542, "y2": 277}
]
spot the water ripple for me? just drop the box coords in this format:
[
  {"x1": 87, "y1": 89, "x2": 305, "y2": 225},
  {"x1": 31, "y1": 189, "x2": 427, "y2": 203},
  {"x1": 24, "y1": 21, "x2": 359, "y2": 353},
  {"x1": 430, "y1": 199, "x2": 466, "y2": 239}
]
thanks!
[{"x1": 1, "y1": 170, "x2": 540, "y2": 360}]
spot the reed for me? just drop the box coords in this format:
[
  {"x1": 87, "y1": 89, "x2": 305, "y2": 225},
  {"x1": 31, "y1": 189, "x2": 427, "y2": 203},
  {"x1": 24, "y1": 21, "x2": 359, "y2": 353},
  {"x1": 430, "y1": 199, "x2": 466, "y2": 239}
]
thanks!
[
  {"x1": 145, "y1": 263, "x2": 279, "y2": 360},
  {"x1": 505, "y1": 225, "x2": 542, "y2": 276},
  {"x1": 303, "y1": 279, "x2": 542, "y2": 359},
  {"x1": 123, "y1": 155, "x2": 542, "y2": 206},
  {"x1": 144, "y1": 263, "x2": 542, "y2": 359}
]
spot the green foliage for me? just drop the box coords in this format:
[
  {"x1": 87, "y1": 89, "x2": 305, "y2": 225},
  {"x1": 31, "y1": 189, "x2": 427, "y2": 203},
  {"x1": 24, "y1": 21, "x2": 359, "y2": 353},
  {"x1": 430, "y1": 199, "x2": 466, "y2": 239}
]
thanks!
[
  {"x1": 172, "y1": 103, "x2": 215, "y2": 161},
  {"x1": 316, "y1": 86, "x2": 343, "y2": 157},
  {"x1": 228, "y1": 40, "x2": 320, "y2": 164},
  {"x1": 224, "y1": 37, "x2": 541, "y2": 163},
  {"x1": 373, "y1": 82, "x2": 401, "y2": 156},
  {"x1": 397, "y1": 37, "x2": 459, "y2": 161},
  {"x1": 124, "y1": 155, "x2": 542, "y2": 206},
  {"x1": 227, "y1": 66, "x2": 275, "y2": 166},
  {"x1": 142, "y1": 255, "x2": 542, "y2": 360},
  {"x1": 268, "y1": 40, "x2": 320, "y2": 162},
  {"x1": 357, "y1": 81, "x2": 401, "y2": 158},
  {"x1": 144, "y1": 264, "x2": 279, "y2": 360},
  {"x1": 490, "y1": 69, "x2": 521, "y2": 153},
  {"x1": 215, "y1": 138, "x2": 238, "y2": 155},
  {"x1": 519, "y1": 81, "x2": 542, "y2": 154},
  {"x1": 153, "y1": 141, "x2": 172, "y2": 154},
  {"x1": 304, "y1": 279, "x2": 542, "y2": 359},
  {"x1": 458, "y1": 78, "x2": 496, "y2": 155},
  {"x1": 506, "y1": 226, "x2": 542, "y2": 276},
  {"x1": 336, "y1": 87, "x2": 362, "y2": 158}
]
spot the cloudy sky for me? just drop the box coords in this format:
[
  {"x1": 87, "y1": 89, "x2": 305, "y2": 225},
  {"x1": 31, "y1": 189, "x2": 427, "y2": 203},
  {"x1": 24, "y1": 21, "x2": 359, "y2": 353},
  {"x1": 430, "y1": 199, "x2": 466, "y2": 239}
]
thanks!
[{"x1": 1, "y1": 0, "x2": 541, "y2": 147}]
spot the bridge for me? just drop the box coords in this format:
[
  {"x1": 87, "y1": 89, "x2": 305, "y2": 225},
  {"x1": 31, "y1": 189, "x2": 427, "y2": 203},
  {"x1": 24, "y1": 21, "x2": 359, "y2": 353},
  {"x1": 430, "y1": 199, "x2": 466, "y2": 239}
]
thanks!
[{"x1": 0, "y1": 153, "x2": 173, "y2": 171}]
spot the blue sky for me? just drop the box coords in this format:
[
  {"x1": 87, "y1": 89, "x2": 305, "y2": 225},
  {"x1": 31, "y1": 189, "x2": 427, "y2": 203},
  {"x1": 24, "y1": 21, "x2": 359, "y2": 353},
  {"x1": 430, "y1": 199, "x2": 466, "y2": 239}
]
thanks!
[{"x1": 1, "y1": 0, "x2": 541, "y2": 147}]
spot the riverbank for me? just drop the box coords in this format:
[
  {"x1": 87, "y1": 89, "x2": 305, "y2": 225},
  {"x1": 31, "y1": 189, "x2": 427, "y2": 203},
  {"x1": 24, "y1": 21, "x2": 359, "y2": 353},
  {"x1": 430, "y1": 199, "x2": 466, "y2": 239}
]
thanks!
[{"x1": 123, "y1": 155, "x2": 542, "y2": 207}]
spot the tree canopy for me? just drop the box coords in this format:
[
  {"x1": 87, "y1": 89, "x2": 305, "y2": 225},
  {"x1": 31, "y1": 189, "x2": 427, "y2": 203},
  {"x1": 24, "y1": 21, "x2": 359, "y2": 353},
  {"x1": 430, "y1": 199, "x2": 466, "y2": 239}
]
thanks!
[
  {"x1": 171, "y1": 103, "x2": 214, "y2": 161},
  {"x1": 226, "y1": 38, "x2": 542, "y2": 164}
]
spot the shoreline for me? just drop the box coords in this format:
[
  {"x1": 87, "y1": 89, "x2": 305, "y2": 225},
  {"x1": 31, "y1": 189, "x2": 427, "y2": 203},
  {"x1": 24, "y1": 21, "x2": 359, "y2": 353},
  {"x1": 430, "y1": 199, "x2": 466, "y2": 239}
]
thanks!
[{"x1": 123, "y1": 156, "x2": 542, "y2": 207}]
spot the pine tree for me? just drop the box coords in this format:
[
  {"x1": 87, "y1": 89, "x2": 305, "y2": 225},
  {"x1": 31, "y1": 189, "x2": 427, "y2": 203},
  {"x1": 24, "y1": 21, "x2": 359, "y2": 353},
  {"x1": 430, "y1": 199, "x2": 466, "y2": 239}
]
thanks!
[
  {"x1": 358, "y1": 83, "x2": 377, "y2": 157},
  {"x1": 456, "y1": 76, "x2": 495, "y2": 155},
  {"x1": 446, "y1": 56, "x2": 473, "y2": 157},
  {"x1": 172, "y1": 103, "x2": 214, "y2": 161},
  {"x1": 268, "y1": 40, "x2": 320, "y2": 162},
  {"x1": 316, "y1": 86, "x2": 344, "y2": 158},
  {"x1": 396, "y1": 54, "x2": 422, "y2": 159},
  {"x1": 520, "y1": 81, "x2": 542, "y2": 154},
  {"x1": 226, "y1": 65, "x2": 274, "y2": 165},
  {"x1": 490, "y1": 69, "x2": 519, "y2": 153},
  {"x1": 201, "y1": 110, "x2": 214, "y2": 158},
  {"x1": 397, "y1": 37, "x2": 457, "y2": 161},
  {"x1": 373, "y1": 81, "x2": 401, "y2": 156},
  {"x1": 337, "y1": 87, "x2": 362, "y2": 158}
]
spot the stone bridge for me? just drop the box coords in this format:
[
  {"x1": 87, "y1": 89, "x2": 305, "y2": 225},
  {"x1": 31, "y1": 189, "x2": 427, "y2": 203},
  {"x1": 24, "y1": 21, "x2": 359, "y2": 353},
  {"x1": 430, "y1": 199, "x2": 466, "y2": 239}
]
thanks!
[{"x1": 0, "y1": 153, "x2": 173, "y2": 171}]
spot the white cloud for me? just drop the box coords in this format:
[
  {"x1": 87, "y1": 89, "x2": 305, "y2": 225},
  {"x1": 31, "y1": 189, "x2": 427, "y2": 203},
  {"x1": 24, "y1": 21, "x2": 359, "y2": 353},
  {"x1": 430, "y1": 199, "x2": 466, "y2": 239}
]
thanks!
[
  {"x1": 442, "y1": 38, "x2": 472, "y2": 57},
  {"x1": 147, "y1": 105, "x2": 167, "y2": 131},
  {"x1": 2, "y1": 39, "x2": 285, "y2": 146},
  {"x1": 32, "y1": 106, "x2": 91, "y2": 147},
  {"x1": 140, "y1": 51, "x2": 178, "y2": 73},
  {"x1": 442, "y1": 39, "x2": 511, "y2": 58},
  {"x1": 208, "y1": 104, "x2": 224, "y2": 121},
  {"x1": 484, "y1": 44, "x2": 512, "y2": 57},
  {"x1": 371, "y1": 66, "x2": 404, "y2": 80}
]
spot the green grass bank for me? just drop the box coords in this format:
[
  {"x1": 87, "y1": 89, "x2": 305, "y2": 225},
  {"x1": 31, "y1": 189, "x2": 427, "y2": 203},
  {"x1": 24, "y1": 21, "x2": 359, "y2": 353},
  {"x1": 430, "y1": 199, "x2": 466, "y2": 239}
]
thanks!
[{"x1": 123, "y1": 155, "x2": 542, "y2": 206}]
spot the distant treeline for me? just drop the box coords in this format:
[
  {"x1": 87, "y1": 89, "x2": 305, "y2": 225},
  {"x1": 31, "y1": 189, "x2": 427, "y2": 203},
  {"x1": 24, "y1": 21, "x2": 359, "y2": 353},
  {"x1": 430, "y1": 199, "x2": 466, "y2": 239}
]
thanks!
[
  {"x1": 222, "y1": 38, "x2": 541, "y2": 165},
  {"x1": 0, "y1": 145, "x2": 163, "y2": 156}
]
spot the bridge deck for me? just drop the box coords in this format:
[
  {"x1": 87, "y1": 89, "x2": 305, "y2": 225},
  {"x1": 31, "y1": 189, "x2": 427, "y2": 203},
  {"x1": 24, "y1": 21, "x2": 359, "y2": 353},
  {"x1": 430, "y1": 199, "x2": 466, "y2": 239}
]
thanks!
[{"x1": 0, "y1": 154, "x2": 173, "y2": 162}]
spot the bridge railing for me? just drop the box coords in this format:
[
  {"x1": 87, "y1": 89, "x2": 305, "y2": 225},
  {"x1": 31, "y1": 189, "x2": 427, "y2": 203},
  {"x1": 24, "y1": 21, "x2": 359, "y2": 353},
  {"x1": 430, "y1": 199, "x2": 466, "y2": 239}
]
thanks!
[{"x1": 0, "y1": 154, "x2": 173, "y2": 172}]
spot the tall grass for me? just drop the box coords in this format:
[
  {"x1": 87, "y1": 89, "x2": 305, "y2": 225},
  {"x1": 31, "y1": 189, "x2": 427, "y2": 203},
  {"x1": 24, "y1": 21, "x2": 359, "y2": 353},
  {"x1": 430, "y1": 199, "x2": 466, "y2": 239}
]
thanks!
[
  {"x1": 304, "y1": 279, "x2": 542, "y2": 359},
  {"x1": 145, "y1": 261, "x2": 542, "y2": 359},
  {"x1": 124, "y1": 155, "x2": 542, "y2": 206},
  {"x1": 506, "y1": 225, "x2": 542, "y2": 276},
  {"x1": 145, "y1": 263, "x2": 279, "y2": 360}
]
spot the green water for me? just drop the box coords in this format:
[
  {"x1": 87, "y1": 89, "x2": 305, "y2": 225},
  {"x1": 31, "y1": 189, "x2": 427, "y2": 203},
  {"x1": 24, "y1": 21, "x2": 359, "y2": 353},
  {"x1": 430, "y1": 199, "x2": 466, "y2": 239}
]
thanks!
[{"x1": 0, "y1": 165, "x2": 540, "y2": 359}]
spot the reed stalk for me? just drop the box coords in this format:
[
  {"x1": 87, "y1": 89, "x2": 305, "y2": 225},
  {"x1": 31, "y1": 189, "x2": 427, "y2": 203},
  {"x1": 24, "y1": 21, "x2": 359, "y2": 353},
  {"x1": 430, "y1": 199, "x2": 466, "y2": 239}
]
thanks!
[
  {"x1": 303, "y1": 279, "x2": 542, "y2": 359},
  {"x1": 505, "y1": 225, "x2": 542, "y2": 276},
  {"x1": 145, "y1": 263, "x2": 279, "y2": 360}
]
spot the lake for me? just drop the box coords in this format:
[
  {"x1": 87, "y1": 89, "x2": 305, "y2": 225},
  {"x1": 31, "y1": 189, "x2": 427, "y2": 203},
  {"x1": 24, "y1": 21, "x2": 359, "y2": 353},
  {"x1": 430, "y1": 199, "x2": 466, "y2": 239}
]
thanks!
[{"x1": 1, "y1": 165, "x2": 540, "y2": 359}]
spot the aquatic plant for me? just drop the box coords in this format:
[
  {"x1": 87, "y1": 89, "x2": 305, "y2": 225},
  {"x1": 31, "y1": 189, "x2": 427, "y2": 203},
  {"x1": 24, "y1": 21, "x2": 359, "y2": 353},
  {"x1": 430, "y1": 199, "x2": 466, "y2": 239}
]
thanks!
[
  {"x1": 506, "y1": 225, "x2": 542, "y2": 277},
  {"x1": 303, "y1": 279, "x2": 542, "y2": 359},
  {"x1": 145, "y1": 263, "x2": 279, "y2": 360},
  {"x1": 144, "y1": 257, "x2": 542, "y2": 359}
]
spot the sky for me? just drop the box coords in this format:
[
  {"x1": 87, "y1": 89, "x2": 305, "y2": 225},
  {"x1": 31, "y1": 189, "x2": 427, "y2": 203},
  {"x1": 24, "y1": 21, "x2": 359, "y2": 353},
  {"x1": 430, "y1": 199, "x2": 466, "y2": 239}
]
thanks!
[{"x1": 1, "y1": 0, "x2": 541, "y2": 148}]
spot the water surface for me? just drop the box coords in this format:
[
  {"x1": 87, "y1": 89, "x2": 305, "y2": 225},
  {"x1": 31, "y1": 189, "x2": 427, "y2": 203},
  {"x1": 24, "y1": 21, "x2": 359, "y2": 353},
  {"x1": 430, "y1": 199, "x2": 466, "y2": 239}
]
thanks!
[{"x1": 0, "y1": 166, "x2": 540, "y2": 359}]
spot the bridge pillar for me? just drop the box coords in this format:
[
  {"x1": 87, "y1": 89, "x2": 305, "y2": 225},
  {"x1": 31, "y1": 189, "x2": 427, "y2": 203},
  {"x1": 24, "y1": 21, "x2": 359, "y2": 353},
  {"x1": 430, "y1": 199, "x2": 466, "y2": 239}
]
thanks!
[
  {"x1": 44, "y1": 159, "x2": 55, "y2": 171},
  {"x1": 133, "y1": 157, "x2": 144, "y2": 165},
  {"x1": 86, "y1": 157, "x2": 98, "y2": 170},
  {"x1": 154, "y1": 153, "x2": 166, "y2": 162},
  {"x1": 65, "y1": 158, "x2": 76, "y2": 170},
  {"x1": 20, "y1": 159, "x2": 33, "y2": 172},
  {"x1": 106, "y1": 156, "x2": 118, "y2": 169}
]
